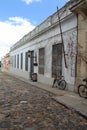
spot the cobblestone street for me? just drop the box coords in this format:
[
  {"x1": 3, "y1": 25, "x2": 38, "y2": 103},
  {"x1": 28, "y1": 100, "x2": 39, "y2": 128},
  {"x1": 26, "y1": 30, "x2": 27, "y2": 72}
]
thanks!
[{"x1": 0, "y1": 72, "x2": 87, "y2": 130}]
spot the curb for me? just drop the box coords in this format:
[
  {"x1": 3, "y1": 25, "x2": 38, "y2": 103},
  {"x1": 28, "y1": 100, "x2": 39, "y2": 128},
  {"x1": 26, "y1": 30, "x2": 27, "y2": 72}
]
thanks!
[{"x1": 52, "y1": 97, "x2": 87, "y2": 119}]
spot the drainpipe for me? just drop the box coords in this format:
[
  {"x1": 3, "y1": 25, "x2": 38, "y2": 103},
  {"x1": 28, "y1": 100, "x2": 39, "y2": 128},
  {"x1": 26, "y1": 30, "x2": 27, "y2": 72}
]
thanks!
[{"x1": 74, "y1": 13, "x2": 78, "y2": 92}]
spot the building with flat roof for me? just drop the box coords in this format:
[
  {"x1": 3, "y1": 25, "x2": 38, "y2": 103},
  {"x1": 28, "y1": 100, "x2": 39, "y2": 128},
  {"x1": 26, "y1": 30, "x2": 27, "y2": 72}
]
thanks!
[{"x1": 10, "y1": 1, "x2": 77, "y2": 91}]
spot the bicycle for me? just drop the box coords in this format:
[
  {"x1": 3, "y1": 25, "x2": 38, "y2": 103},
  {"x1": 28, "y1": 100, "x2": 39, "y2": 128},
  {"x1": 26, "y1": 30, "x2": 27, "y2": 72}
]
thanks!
[
  {"x1": 78, "y1": 78, "x2": 87, "y2": 98},
  {"x1": 52, "y1": 75, "x2": 66, "y2": 90}
]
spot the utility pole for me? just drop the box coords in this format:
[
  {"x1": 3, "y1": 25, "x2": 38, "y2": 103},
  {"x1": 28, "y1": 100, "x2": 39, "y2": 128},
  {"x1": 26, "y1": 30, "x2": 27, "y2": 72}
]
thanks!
[{"x1": 57, "y1": 6, "x2": 67, "y2": 68}]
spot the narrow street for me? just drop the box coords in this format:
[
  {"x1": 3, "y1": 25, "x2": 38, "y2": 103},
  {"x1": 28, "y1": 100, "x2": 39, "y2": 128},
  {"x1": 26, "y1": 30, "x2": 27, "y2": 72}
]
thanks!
[{"x1": 0, "y1": 72, "x2": 87, "y2": 130}]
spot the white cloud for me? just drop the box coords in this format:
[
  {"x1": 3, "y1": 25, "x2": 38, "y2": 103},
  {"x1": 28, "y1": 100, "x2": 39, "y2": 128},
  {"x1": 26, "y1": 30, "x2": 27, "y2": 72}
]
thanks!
[
  {"x1": 22, "y1": 0, "x2": 42, "y2": 5},
  {"x1": 0, "y1": 16, "x2": 35, "y2": 60}
]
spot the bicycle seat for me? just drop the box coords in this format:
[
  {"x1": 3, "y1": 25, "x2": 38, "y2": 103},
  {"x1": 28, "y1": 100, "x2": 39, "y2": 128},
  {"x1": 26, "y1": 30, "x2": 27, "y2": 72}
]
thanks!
[{"x1": 83, "y1": 78, "x2": 87, "y2": 82}]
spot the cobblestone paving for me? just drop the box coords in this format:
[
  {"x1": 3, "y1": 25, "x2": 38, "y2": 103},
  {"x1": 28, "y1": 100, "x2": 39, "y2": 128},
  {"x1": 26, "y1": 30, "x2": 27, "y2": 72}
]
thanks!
[{"x1": 0, "y1": 72, "x2": 87, "y2": 130}]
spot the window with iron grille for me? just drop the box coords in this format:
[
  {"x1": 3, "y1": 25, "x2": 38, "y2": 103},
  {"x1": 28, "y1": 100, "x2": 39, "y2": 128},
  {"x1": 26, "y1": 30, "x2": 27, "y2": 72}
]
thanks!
[
  {"x1": 25, "y1": 52, "x2": 28, "y2": 71},
  {"x1": 52, "y1": 44, "x2": 62, "y2": 77},
  {"x1": 20, "y1": 53, "x2": 23, "y2": 69},
  {"x1": 17, "y1": 54, "x2": 19, "y2": 69},
  {"x1": 14, "y1": 55, "x2": 16, "y2": 68},
  {"x1": 11, "y1": 56, "x2": 13, "y2": 67},
  {"x1": 39, "y1": 48, "x2": 44, "y2": 74}
]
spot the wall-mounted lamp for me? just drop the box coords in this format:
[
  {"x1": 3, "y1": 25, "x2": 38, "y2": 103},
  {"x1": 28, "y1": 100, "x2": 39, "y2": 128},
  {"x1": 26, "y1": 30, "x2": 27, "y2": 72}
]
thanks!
[
  {"x1": 27, "y1": 50, "x2": 31, "y2": 57},
  {"x1": 27, "y1": 50, "x2": 38, "y2": 66}
]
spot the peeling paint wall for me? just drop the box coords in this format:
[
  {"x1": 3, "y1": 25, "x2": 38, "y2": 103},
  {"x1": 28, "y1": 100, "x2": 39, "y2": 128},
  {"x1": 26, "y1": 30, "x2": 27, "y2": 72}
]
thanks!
[
  {"x1": 75, "y1": 14, "x2": 87, "y2": 91},
  {"x1": 10, "y1": 3, "x2": 77, "y2": 91},
  {"x1": 63, "y1": 28, "x2": 77, "y2": 84}
]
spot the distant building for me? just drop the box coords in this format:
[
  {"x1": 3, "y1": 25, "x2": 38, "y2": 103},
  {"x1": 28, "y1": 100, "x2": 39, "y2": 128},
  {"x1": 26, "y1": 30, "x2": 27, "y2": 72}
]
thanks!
[
  {"x1": 1, "y1": 57, "x2": 5, "y2": 72},
  {"x1": 1, "y1": 53, "x2": 10, "y2": 72},
  {"x1": 4, "y1": 53, "x2": 10, "y2": 72},
  {"x1": 10, "y1": 1, "x2": 78, "y2": 91}
]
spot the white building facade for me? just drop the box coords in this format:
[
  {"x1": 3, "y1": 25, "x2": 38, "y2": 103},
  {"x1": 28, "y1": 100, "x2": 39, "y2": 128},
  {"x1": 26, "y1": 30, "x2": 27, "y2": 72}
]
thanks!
[{"x1": 10, "y1": 2, "x2": 77, "y2": 91}]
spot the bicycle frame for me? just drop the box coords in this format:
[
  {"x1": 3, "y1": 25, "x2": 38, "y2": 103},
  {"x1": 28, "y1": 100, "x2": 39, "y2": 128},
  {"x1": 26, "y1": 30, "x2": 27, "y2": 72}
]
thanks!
[
  {"x1": 52, "y1": 75, "x2": 66, "y2": 90},
  {"x1": 85, "y1": 83, "x2": 87, "y2": 88},
  {"x1": 83, "y1": 79, "x2": 87, "y2": 89},
  {"x1": 78, "y1": 78, "x2": 87, "y2": 98}
]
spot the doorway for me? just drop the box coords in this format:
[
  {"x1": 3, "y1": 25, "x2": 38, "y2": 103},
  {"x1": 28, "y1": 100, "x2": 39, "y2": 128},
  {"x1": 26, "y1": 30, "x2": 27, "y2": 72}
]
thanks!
[
  {"x1": 52, "y1": 43, "x2": 62, "y2": 77},
  {"x1": 30, "y1": 51, "x2": 34, "y2": 79}
]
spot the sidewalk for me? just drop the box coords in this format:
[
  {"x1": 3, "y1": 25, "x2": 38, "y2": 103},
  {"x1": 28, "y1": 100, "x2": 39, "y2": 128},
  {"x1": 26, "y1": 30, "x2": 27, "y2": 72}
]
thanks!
[{"x1": 17, "y1": 76, "x2": 87, "y2": 119}]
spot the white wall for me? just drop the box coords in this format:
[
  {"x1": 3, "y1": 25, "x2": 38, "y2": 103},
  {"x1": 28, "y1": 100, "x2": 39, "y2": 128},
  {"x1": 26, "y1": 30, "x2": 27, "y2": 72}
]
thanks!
[{"x1": 10, "y1": 5, "x2": 77, "y2": 91}]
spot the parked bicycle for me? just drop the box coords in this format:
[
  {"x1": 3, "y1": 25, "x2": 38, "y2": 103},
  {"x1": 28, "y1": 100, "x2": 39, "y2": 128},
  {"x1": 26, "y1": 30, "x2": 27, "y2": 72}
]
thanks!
[
  {"x1": 78, "y1": 78, "x2": 87, "y2": 98},
  {"x1": 52, "y1": 75, "x2": 66, "y2": 90}
]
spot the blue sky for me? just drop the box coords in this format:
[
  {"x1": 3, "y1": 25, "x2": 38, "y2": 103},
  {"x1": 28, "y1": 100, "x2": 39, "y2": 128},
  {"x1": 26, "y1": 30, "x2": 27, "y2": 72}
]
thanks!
[{"x1": 0, "y1": 0, "x2": 69, "y2": 60}]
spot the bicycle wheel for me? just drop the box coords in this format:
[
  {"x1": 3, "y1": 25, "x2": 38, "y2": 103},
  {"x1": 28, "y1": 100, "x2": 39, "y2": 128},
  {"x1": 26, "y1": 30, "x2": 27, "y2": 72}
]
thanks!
[
  {"x1": 52, "y1": 79, "x2": 58, "y2": 88},
  {"x1": 78, "y1": 84, "x2": 87, "y2": 98},
  {"x1": 59, "y1": 80, "x2": 66, "y2": 90}
]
